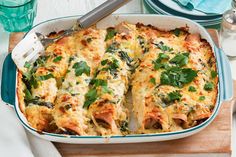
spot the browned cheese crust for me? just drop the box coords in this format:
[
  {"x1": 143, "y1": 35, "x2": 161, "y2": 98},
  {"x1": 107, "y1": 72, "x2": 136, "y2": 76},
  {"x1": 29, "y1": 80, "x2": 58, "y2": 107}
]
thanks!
[{"x1": 17, "y1": 22, "x2": 218, "y2": 135}]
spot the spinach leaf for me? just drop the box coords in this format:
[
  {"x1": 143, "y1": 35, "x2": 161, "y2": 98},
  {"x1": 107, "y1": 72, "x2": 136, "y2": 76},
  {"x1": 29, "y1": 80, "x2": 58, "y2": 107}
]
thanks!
[
  {"x1": 37, "y1": 102, "x2": 53, "y2": 108},
  {"x1": 120, "y1": 121, "x2": 129, "y2": 132},
  {"x1": 24, "y1": 90, "x2": 52, "y2": 108},
  {"x1": 72, "y1": 61, "x2": 90, "y2": 76},
  {"x1": 119, "y1": 51, "x2": 133, "y2": 64},
  {"x1": 137, "y1": 35, "x2": 149, "y2": 53},
  {"x1": 137, "y1": 35, "x2": 145, "y2": 47},
  {"x1": 30, "y1": 75, "x2": 39, "y2": 88},
  {"x1": 24, "y1": 88, "x2": 34, "y2": 101},
  {"x1": 34, "y1": 55, "x2": 49, "y2": 67},
  {"x1": 27, "y1": 100, "x2": 53, "y2": 108},
  {"x1": 22, "y1": 72, "x2": 38, "y2": 89},
  {"x1": 90, "y1": 79, "x2": 112, "y2": 94},
  {"x1": 105, "y1": 28, "x2": 117, "y2": 41},
  {"x1": 101, "y1": 58, "x2": 119, "y2": 76},
  {"x1": 154, "y1": 42, "x2": 173, "y2": 52},
  {"x1": 38, "y1": 73, "x2": 54, "y2": 81},
  {"x1": 106, "y1": 42, "x2": 119, "y2": 53}
]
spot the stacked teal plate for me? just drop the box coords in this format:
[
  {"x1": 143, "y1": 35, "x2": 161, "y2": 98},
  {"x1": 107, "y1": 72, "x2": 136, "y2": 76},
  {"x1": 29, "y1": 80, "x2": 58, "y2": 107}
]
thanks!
[{"x1": 143, "y1": 0, "x2": 223, "y2": 28}]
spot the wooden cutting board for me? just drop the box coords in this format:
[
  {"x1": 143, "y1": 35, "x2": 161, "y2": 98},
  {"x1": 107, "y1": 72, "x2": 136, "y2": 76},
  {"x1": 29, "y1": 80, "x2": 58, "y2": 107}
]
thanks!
[{"x1": 8, "y1": 30, "x2": 236, "y2": 157}]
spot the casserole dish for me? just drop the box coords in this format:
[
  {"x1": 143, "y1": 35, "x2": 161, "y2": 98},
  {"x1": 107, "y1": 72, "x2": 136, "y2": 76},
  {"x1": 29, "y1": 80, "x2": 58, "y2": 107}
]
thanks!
[{"x1": 1, "y1": 14, "x2": 233, "y2": 143}]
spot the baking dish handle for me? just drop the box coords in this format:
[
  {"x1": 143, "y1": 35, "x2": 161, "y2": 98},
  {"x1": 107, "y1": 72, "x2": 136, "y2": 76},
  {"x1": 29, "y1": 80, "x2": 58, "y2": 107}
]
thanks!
[
  {"x1": 1, "y1": 53, "x2": 16, "y2": 107},
  {"x1": 216, "y1": 48, "x2": 233, "y2": 101}
]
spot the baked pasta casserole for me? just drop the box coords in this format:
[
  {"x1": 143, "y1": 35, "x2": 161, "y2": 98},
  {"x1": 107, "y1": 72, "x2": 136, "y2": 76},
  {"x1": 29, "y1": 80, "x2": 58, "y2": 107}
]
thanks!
[{"x1": 17, "y1": 22, "x2": 218, "y2": 136}]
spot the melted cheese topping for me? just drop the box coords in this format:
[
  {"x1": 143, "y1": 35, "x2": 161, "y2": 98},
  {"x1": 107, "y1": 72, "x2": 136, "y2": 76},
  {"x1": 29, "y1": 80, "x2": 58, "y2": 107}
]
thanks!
[
  {"x1": 17, "y1": 22, "x2": 218, "y2": 135},
  {"x1": 132, "y1": 25, "x2": 218, "y2": 133}
]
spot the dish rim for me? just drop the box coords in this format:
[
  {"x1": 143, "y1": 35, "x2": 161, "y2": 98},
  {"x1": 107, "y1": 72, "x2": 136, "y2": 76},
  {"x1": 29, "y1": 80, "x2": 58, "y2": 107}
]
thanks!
[{"x1": 14, "y1": 14, "x2": 224, "y2": 139}]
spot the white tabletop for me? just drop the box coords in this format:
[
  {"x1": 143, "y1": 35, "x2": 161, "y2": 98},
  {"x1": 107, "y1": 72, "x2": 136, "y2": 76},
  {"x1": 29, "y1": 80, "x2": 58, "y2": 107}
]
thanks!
[{"x1": 0, "y1": 0, "x2": 235, "y2": 156}]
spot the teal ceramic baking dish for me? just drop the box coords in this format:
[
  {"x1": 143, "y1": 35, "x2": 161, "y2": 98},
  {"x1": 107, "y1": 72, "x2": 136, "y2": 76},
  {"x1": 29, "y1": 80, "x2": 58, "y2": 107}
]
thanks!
[{"x1": 0, "y1": 14, "x2": 233, "y2": 144}]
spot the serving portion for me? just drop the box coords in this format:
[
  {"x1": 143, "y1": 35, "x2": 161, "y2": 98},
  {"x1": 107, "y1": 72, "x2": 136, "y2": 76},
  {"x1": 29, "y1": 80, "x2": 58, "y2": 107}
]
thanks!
[{"x1": 17, "y1": 22, "x2": 218, "y2": 136}]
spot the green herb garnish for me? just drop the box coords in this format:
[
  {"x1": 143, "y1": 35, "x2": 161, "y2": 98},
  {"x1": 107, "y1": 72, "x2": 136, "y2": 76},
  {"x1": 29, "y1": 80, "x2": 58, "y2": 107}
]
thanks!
[
  {"x1": 153, "y1": 53, "x2": 170, "y2": 70},
  {"x1": 90, "y1": 79, "x2": 107, "y2": 87},
  {"x1": 150, "y1": 78, "x2": 156, "y2": 85},
  {"x1": 204, "y1": 82, "x2": 214, "y2": 91},
  {"x1": 53, "y1": 56, "x2": 62, "y2": 62},
  {"x1": 101, "y1": 59, "x2": 108, "y2": 66},
  {"x1": 156, "y1": 53, "x2": 169, "y2": 63},
  {"x1": 160, "y1": 67, "x2": 198, "y2": 88},
  {"x1": 199, "y1": 96, "x2": 205, "y2": 101},
  {"x1": 72, "y1": 61, "x2": 90, "y2": 76},
  {"x1": 163, "y1": 90, "x2": 182, "y2": 103},
  {"x1": 83, "y1": 88, "x2": 98, "y2": 108},
  {"x1": 188, "y1": 86, "x2": 196, "y2": 92},
  {"x1": 101, "y1": 58, "x2": 119, "y2": 76},
  {"x1": 169, "y1": 53, "x2": 189, "y2": 67},
  {"x1": 153, "y1": 62, "x2": 170, "y2": 70},
  {"x1": 84, "y1": 79, "x2": 112, "y2": 109},
  {"x1": 101, "y1": 85, "x2": 112, "y2": 94},
  {"x1": 211, "y1": 70, "x2": 217, "y2": 78}
]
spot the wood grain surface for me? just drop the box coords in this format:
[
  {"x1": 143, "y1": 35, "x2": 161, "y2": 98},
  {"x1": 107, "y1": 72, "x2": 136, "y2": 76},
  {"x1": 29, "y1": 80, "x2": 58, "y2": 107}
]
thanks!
[{"x1": 8, "y1": 30, "x2": 235, "y2": 157}]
